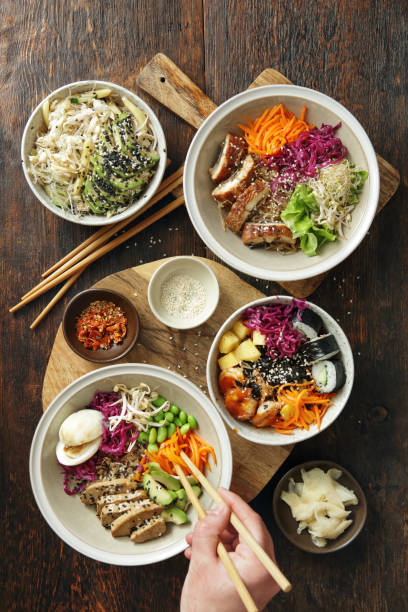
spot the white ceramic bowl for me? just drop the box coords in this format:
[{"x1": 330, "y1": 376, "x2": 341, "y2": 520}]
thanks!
[
  {"x1": 184, "y1": 85, "x2": 380, "y2": 281},
  {"x1": 21, "y1": 80, "x2": 167, "y2": 226},
  {"x1": 148, "y1": 256, "x2": 220, "y2": 329},
  {"x1": 30, "y1": 364, "x2": 232, "y2": 565},
  {"x1": 206, "y1": 296, "x2": 354, "y2": 445}
]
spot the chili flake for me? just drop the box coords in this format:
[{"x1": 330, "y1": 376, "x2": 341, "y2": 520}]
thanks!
[{"x1": 76, "y1": 300, "x2": 127, "y2": 350}]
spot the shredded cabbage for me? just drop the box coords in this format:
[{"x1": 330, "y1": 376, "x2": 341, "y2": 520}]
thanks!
[{"x1": 60, "y1": 455, "x2": 99, "y2": 495}]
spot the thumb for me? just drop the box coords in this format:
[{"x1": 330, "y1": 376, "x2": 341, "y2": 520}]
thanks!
[{"x1": 191, "y1": 503, "x2": 230, "y2": 563}]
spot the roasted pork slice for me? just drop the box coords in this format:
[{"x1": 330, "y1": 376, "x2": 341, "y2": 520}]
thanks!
[
  {"x1": 226, "y1": 180, "x2": 269, "y2": 233},
  {"x1": 111, "y1": 499, "x2": 163, "y2": 538},
  {"x1": 250, "y1": 401, "x2": 281, "y2": 427},
  {"x1": 241, "y1": 222, "x2": 296, "y2": 247},
  {"x1": 211, "y1": 155, "x2": 255, "y2": 204},
  {"x1": 80, "y1": 478, "x2": 140, "y2": 505},
  {"x1": 209, "y1": 134, "x2": 248, "y2": 183},
  {"x1": 130, "y1": 516, "x2": 167, "y2": 543},
  {"x1": 96, "y1": 490, "x2": 147, "y2": 515}
]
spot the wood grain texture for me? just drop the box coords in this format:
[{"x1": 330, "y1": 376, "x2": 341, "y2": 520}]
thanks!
[
  {"x1": 42, "y1": 258, "x2": 292, "y2": 501},
  {"x1": 2, "y1": 1, "x2": 407, "y2": 611}
]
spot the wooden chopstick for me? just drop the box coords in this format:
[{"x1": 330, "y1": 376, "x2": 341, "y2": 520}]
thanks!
[
  {"x1": 39, "y1": 164, "x2": 184, "y2": 280},
  {"x1": 180, "y1": 451, "x2": 292, "y2": 593},
  {"x1": 9, "y1": 195, "x2": 184, "y2": 313},
  {"x1": 29, "y1": 266, "x2": 88, "y2": 329},
  {"x1": 22, "y1": 169, "x2": 184, "y2": 300},
  {"x1": 173, "y1": 463, "x2": 258, "y2": 612}
]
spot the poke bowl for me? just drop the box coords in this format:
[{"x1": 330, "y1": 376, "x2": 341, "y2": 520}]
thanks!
[
  {"x1": 206, "y1": 296, "x2": 354, "y2": 445},
  {"x1": 183, "y1": 84, "x2": 380, "y2": 281},
  {"x1": 21, "y1": 80, "x2": 167, "y2": 226},
  {"x1": 30, "y1": 364, "x2": 232, "y2": 565}
]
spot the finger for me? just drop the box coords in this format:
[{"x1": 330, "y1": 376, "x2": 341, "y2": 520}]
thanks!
[
  {"x1": 219, "y1": 526, "x2": 237, "y2": 544},
  {"x1": 190, "y1": 503, "x2": 230, "y2": 563},
  {"x1": 184, "y1": 547, "x2": 192, "y2": 560},
  {"x1": 185, "y1": 532, "x2": 193, "y2": 546}
]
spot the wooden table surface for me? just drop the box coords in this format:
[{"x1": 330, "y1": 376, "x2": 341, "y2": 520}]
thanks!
[{"x1": 1, "y1": 2, "x2": 407, "y2": 610}]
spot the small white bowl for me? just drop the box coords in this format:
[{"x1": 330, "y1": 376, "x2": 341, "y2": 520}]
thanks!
[
  {"x1": 184, "y1": 84, "x2": 380, "y2": 281},
  {"x1": 30, "y1": 363, "x2": 232, "y2": 566},
  {"x1": 148, "y1": 256, "x2": 220, "y2": 329},
  {"x1": 206, "y1": 295, "x2": 354, "y2": 446},
  {"x1": 21, "y1": 80, "x2": 167, "y2": 226}
]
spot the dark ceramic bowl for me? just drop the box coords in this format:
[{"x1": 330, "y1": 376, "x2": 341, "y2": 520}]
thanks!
[
  {"x1": 62, "y1": 289, "x2": 139, "y2": 364},
  {"x1": 273, "y1": 460, "x2": 367, "y2": 554}
]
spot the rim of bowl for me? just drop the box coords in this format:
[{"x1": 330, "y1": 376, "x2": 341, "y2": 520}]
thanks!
[
  {"x1": 62, "y1": 288, "x2": 140, "y2": 363},
  {"x1": 184, "y1": 84, "x2": 380, "y2": 281},
  {"x1": 272, "y1": 460, "x2": 367, "y2": 553},
  {"x1": 29, "y1": 363, "x2": 233, "y2": 566},
  {"x1": 206, "y1": 295, "x2": 354, "y2": 445},
  {"x1": 147, "y1": 256, "x2": 220, "y2": 329},
  {"x1": 21, "y1": 80, "x2": 167, "y2": 226}
]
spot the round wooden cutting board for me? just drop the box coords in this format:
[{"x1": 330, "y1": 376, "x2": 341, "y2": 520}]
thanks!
[{"x1": 42, "y1": 258, "x2": 292, "y2": 501}]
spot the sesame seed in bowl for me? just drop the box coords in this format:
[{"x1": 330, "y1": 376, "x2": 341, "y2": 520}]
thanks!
[{"x1": 148, "y1": 257, "x2": 220, "y2": 329}]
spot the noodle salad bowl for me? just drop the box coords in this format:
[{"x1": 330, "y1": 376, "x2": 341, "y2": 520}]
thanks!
[
  {"x1": 184, "y1": 85, "x2": 379, "y2": 281},
  {"x1": 21, "y1": 80, "x2": 167, "y2": 226},
  {"x1": 30, "y1": 364, "x2": 232, "y2": 565},
  {"x1": 206, "y1": 296, "x2": 354, "y2": 446}
]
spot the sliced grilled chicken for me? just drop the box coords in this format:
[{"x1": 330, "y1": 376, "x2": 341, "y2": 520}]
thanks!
[
  {"x1": 130, "y1": 516, "x2": 167, "y2": 543},
  {"x1": 80, "y1": 478, "x2": 140, "y2": 505},
  {"x1": 100, "y1": 501, "x2": 137, "y2": 527},
  {"x1": 96, "y1": 490, "x2": 147, "y2": 516},
  {"x1": 209, "y1": 134, "x2": 248, "y2": 183},
  {"x1": 111, "y1": 499, "x2": 163, "y2": 538},
  {"x1": 241, "y1": 222, "x2": 296, "y2": 247},
  {"x1": 226, "y1": 180, "x2": 269, "y2": 233},
  {"x1": 250, "y1": 401, "x2": 281, "y2": 427},
  {"x1": 211, "y1": 155, "x2": 255, "y2": 204}
]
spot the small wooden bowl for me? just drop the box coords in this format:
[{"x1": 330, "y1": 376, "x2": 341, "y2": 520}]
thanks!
[
  {"x1": 62, "y1": 289, "x2": 139, "y2": 364},
  {"x1": 273, "y1": 460, "x2": 367, "y2": 553}
]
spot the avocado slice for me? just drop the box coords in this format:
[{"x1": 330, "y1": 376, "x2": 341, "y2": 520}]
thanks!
[
  {"x1": 148, "y1": 463, "x2": 183, "y2": 491},
  {"x1": 142, "y1": 473, "x2": 177, "y2": 507},
  {"x1": 162, "y1": 506, "x2": 189, "y2": 525}
]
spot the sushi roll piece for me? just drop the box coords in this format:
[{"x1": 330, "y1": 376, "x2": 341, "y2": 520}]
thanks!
[
  {"x1": 292, "y1": 308, "x2": 323, "y2": 340},
  {"x1": 300, "y1": 333, "x2": 340, "y2": 364},
  {"x1": 312, "y1": 360, "x2": 346, "y2": 392}
]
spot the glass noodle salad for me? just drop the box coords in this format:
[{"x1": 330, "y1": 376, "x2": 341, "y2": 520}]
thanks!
[
  {"x1": 29, "y1": 88, "x2": 159, "y2": 217},
  {"x1": 209, "y1": 104, "x2": 368, "y2": 256}
]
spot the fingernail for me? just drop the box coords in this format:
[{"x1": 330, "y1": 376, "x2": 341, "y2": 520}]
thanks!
[{"x1": 208, "y1": 503, "x2": 226, "y2": 516}]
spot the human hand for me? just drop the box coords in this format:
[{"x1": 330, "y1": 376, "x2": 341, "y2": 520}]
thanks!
[{"x1": 180, "y1": 488, "x2": 280, "y2": 612}]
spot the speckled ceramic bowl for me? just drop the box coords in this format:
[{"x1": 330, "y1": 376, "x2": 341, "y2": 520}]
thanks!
[
  {"x1": 21, "y1": 80, "x2": 167, "y2": 226},
  {"x1": 206, "y1": 296, "x2": 354, "y2": 445},
  {"x1": 30, "y1": 364, "x2": 232, "y2": 565},
  {"x1": 184, "y1": 85, "x2": 380, "y2": 281}
]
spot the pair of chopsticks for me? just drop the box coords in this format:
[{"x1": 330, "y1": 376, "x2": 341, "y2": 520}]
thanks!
[
  {"x1": 175, "y1": 451, "x2": 292, "y2": 612},
  {"x1": 9, "y1": 166, "x2": 185, "y2": 328}
]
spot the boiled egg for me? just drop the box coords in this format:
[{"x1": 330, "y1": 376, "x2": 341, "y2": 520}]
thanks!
[{"x1": 56, "y1": 409, "x2": 103, "y2": 466}]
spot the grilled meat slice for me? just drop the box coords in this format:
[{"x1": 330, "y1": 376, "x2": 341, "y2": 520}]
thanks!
[
  {"x1": 226, "y1": 180, "x2": 269, "y2": 233},
  {"x1": 110, "y1": 499, "x2": 163, "y2": 538},
  {"x1": 209, "y1": 134, "x2": 248, "y2": 184},
  {"x1": 241, "y1": 222, "x2": 296, "y2": 247},
  {"x1": 211, "y1": 155, "x2": 255, "y2": 205},
  {"x1": 80, "y1": 478, "x2": 140, "y2": 505},
  {"x1": 100, "y1": 501, "x2": 138, "y2": 527},
  {"x1": 96, "y1": 490, "x2": 147, "y2": 515},
  {"x1": 130, "y1": 516, "x2": 167, "y2": 543}
]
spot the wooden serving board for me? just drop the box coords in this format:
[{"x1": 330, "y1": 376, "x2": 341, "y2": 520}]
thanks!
[
  {"x1": 137, "y1": 54, "x2": 400, "y2": 298},
  {"x1": 42, "y1": 258, "x2": 292, "y2": 502}
]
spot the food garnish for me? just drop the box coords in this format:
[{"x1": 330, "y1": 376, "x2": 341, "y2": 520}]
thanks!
[
  {"x1": 159, "y1": 273, "x2": 207, "y2": 319},
  {"x1": 75, "y1": 300, "x2": 127, "y2": 350}
]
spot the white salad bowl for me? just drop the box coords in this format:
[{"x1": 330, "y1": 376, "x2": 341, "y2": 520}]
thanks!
[
  {"x1": 183, "y1": 85, "x2": 380, "y2": 281},
  {"x1": 30, "y1": 364, "x2": 232, "y2": 565},
  {"x1": 21, "y1": 80, "x2": 167, "y2": 226},
  {"x1": 206, "y1": 296, "x2": 354, "y2": 446}
]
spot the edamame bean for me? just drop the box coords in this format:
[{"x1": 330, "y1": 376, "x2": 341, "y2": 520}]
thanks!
[
  {"x1": 152, "y1": 395, "x2": 167, "y2": 408},
  {"x1": 148, "y1": 428, "x2": 157, "y2": 444},
  {"x1": 179, "y1": 410, "x2": 187, "y2": 425},
  {"x1": 187, "y1": 415, "x2": 197, "y2": 429},
  {"x1": 157, "y1": 426, "x2": 168, "y2": 444},
  {"x1": 148, "y1": 415, "x2": 155, "y2": 422},
  {"x1": 138, "y1": 432, "x2": 148, "y2": 444},
  {"x1": 174, "y1": 417, "x2": 182, "y2": 427},
  {"x1": 167, "y1": 423, "x2": 176, "y2": 437},
  {"x1": 180, "y1": 423, "x2": 190, "y2": 436},
  {"x1": 170, "y1": 404, "x2": 180, "y2": 415},
  {"x1": 147, "y1": 443, "x2": 158, "y2": 454},
  {"x1": 154, "y1": 411, "x2": 165, "y2": 422},
  {"x1": 176, "y1": 489, "x2": 187, "y2": 501},
  {"x1": 165, "y1": 411, "x2": 174, "y2": 423},
  {"x1": 191, "y1": 485, "x2": 202, "y2": 497}
]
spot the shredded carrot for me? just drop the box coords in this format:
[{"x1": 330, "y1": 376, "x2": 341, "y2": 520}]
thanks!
[
  {"x1": 147, "y1": 428, "x2": 217, "y2": 476},
  {"x1": 272, "y1": 381, "x2": 334, "y2": 434},
  {"x1": 238, "y1": 103, "x2": 314, "y2": 157}
]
